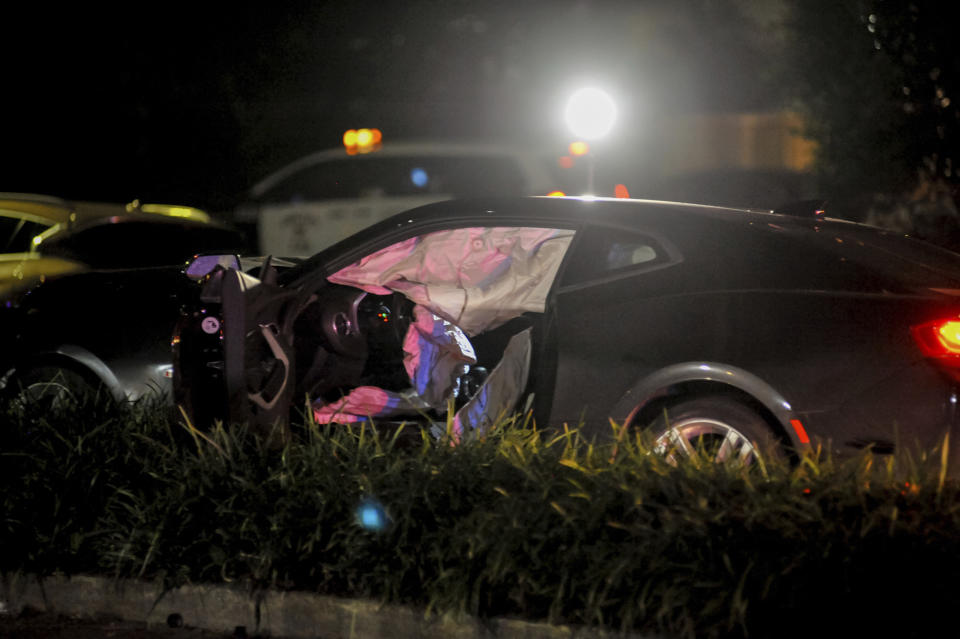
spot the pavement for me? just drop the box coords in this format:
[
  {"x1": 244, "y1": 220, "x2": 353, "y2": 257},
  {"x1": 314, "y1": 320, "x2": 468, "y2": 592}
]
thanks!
[
  {"x1": 0, "y1": 608, "x2": 230, "y2": 638},
  {"x1": 0, "y1": 574, "x2": 640, "y2": 639}
]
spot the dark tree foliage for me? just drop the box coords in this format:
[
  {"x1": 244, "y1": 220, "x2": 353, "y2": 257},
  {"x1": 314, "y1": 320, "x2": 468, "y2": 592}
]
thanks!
[{"x1": 782, "y1": 1, "x2": 960, "y2": 210}]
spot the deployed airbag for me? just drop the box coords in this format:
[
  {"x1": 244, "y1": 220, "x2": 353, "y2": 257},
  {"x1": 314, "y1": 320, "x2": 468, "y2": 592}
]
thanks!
[{"x1": 328, "y1": 226, "x2": 574, "y2": 335}]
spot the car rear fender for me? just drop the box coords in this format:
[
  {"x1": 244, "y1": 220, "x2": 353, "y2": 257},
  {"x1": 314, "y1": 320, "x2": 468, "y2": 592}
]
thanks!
[{"x1": 610, "y1": 361, "x2": 808, "y2": 451}]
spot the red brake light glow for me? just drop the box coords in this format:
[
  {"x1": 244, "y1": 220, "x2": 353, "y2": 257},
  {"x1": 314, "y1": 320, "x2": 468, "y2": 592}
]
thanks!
[
  {"x1": 912, "y1": 318, "x2": 960, "y2": 359},
  {"x1": 938, "y1": 321, "x2": 960, "y2": 353}
]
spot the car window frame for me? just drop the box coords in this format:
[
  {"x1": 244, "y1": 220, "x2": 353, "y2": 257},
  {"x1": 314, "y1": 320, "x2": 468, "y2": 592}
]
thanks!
[
  {"x1": 555, "y1": 221, "x2": 684, "y2": 294},
  {"x1": 286, "y1": 215, "x2": 581, "y2": 291}
]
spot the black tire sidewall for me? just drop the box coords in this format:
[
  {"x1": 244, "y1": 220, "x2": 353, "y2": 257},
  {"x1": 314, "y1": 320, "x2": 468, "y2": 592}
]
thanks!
[{"x1": 13, "y1": 365, "x2": 98, "y2": 406}]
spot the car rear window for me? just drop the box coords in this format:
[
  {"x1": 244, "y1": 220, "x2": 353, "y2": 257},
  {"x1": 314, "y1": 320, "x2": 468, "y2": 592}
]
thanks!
[
  {"x1": 262, "y1": 155, "x2": 527, "y2": 203},
  {"x1": 41, "y1": 220, "x2": 244, "y2": 268},
  {"x1": 560, "y1": 224, "x2": 676, "y2": 286}
]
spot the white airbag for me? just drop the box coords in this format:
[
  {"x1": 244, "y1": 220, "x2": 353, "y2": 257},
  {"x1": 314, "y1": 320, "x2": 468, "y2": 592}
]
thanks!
[{"x1": 328, "y1": 226, "x2": 574, "y2": 335}]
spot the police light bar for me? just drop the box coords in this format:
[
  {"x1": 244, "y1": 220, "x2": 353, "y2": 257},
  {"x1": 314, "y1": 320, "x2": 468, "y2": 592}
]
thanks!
[{"x1": 343, "y1": 128, "x2": 383, "y2": 155}]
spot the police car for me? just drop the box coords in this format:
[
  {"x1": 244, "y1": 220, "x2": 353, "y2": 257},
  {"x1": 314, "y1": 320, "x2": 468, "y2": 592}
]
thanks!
[{"x1": 234, "y1": 131, "x2": 561, "y2": 257}]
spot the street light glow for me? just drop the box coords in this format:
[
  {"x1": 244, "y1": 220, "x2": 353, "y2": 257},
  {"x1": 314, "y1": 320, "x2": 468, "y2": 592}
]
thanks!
[{"x1": 564, "y1": 88, "x2": 617, "y2": 140}]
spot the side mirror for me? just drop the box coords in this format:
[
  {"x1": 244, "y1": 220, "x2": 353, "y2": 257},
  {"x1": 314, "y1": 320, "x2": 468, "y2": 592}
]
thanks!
[{"x1": 185, "y1": 254, "x2": 240, "y2": 281}]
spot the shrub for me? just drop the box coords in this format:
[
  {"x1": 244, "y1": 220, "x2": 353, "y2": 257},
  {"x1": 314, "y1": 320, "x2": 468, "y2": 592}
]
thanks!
[{"x1": 2, "y1": 397, "x2": 958, "y2": 638}]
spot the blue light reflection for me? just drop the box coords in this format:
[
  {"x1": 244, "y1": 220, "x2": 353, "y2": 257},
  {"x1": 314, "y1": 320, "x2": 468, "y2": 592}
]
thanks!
[
  {"x1": 410, "y1": 168, "x2": 428, "y2": 188},
  {"x1": 355, "y1": 497, "x2": 389, "y2": 532}
]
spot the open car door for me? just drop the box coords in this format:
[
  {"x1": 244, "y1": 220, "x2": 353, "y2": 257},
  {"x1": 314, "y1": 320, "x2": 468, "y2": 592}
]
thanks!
[{"x1": 217, "y1": 258, "x2": 304, "y2": 438}]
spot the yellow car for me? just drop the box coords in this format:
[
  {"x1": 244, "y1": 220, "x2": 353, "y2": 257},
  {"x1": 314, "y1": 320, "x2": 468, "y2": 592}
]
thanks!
[{"x1": 0, "y1": 193, "x2": 215, "y2": 299}]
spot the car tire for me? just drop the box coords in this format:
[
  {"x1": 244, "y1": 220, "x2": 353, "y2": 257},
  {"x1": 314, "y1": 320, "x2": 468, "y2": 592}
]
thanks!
[
  {"x1": 643, "y1": 395, "x2": 783, "y2": 465},
  {"x1": 9, "y1": 365, "x2": 100, "y2": 411}
]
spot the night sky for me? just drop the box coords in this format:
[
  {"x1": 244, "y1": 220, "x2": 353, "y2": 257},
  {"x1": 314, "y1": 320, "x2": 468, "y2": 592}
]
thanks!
[{"x1": 2, "y1": 1, "x2": 780, "y2": 213}]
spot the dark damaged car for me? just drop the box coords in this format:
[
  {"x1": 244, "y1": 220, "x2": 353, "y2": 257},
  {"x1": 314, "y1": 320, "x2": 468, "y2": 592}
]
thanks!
[{"x1": 173, "y1": 196, "x2": 960, "y2": 463}]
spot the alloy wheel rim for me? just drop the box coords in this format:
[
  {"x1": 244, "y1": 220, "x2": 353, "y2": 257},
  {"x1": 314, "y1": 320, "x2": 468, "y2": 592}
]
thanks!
[
  {"x1": 21, "y1": 380, "x2": 79, "y2": 410},
  {"x1": 654, "y1": 417, "x2": 759, "y2": 465}
]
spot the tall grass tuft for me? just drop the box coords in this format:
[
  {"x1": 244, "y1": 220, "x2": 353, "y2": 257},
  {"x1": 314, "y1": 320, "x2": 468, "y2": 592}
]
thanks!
[{"x1": 2, "y1": 396, "x2": 959, "y2": 639}]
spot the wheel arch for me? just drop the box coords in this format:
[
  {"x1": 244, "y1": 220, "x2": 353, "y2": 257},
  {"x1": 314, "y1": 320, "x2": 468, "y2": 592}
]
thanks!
[
  {"x1": 611, "y1": 362, "x2": 809, "y2": 451},
  {"x1": 1, "y1": 345, "x2": 125, "y2": 400}
]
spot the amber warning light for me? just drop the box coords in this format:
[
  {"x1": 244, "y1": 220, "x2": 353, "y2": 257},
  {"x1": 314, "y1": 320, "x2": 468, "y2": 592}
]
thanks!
[{"x1": 343, "y1": 128, "x2": 382, "y2": 155}]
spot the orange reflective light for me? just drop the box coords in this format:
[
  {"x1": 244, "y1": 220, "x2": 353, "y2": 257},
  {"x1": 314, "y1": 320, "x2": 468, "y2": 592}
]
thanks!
[
  {"x1": 614, "y1": 183, "x2": 630, "y2": 198},
  {"x1": 371, "y1": 128, "x2": 382, "y2": 144},
  {"x1": 938, "y1": 321, "x2": 960, "y2": 353},
  {"x1": 790, "y1": 419, "x2": 811, "y2": 445},
  {"x1": 356, "y1": 128, "x2": 373, "y2": 146},
  {"x1": 558, "y1": 155, "x2": 574, "y2": 169},
  {"x1": 568, "y1": 141, "x2": 589, "y2": 156},
  {"x1": 547, "y1": 191, "x2": 566, "y2": 197},
  {"x1": 343, "y1": 129, "x2": 358, "y2": 148}
]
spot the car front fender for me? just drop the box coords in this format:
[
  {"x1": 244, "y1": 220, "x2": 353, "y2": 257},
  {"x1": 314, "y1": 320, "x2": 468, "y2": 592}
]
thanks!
[{"x1": 7, "y1": 345, "x2": 126, "y2": 400}]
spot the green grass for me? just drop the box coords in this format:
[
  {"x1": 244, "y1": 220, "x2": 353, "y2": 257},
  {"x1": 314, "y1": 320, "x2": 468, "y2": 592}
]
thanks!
[{"x1": 2, "y1": 395, "x2": 958, "y2": 638}]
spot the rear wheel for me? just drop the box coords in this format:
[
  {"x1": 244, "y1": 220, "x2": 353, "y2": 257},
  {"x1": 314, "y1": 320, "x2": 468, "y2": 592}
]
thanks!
[
  {"x1": 643, "y1": 395, "x2": 782, "y2": 465},
  {"x1": 8, "y1": 365, "x2": 100, "y2": 411}
]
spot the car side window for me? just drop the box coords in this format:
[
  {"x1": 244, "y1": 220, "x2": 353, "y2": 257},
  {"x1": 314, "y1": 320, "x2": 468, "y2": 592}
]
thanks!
[
  {"x1": 0, "y1": 215, "x2": 51, "y2": 253},
  {"x1": 560, "y1": 225, "x2": 673, "y2": 287}
]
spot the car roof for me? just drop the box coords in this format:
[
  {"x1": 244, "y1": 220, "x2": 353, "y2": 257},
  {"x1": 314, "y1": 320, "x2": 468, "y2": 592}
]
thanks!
[
  {"x1": 295, "y1": 194, "x2": 912, "y2": 261},
  {"x1": 287, "y1": 195, "x2": 960, "y2": 297},
  {"x1": 0, "y1": 193, "x2": 211, "y2": 228},
  {"x1": 349, "y1": 195, "x2": 761, "y2": 228},
  {"x1": 378, "y1": 194, "x2": 876, "y2": 227}
]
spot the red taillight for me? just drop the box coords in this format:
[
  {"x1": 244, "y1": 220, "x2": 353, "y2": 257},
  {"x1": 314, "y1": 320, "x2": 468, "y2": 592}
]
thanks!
[
  {"x1": 912, "y1": 318, "x2": 960, "y2": 359},
  {"x1": 913, "y1": 318, "x2": 960, "y2": 382}
]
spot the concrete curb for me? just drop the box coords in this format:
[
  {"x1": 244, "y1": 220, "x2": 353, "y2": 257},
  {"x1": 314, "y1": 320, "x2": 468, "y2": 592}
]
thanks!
[{"x1": 1, "y1": 573, "x2": 646, "y2": 639}]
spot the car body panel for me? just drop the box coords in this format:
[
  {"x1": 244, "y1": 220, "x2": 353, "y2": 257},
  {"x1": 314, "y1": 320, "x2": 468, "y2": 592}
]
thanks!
[{"x1": 2, "y1": 268, "x2": 192, "y2": 399}]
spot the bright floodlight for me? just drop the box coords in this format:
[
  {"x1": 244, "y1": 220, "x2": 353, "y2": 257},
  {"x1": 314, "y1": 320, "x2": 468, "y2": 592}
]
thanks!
[{"x1": 564, "y1": 88, "x2": 617, "y2": 140}]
